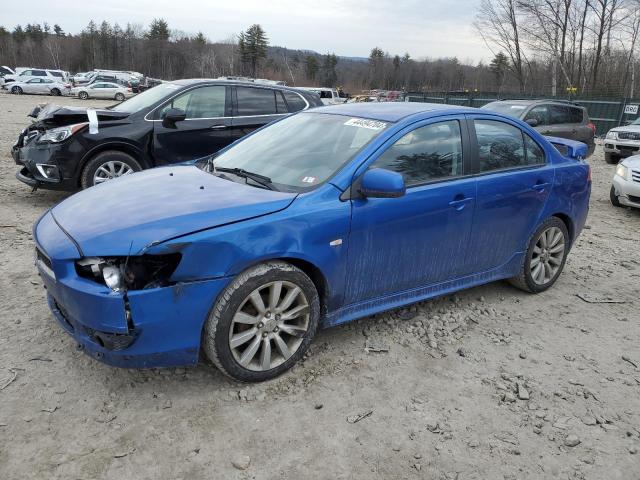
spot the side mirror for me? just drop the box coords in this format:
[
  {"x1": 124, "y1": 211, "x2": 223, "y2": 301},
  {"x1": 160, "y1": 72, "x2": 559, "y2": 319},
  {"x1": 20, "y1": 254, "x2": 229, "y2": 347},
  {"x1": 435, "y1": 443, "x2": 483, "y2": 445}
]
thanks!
[
  {"x1": 525, "y1": 118, "x2": 539, "y2": 127},
  {"x1": 162, "y1": 108, "x2": 186, "y2": 127},
  {"x1": 359, "y1": 168, "x2": 406, "y2": 199}
]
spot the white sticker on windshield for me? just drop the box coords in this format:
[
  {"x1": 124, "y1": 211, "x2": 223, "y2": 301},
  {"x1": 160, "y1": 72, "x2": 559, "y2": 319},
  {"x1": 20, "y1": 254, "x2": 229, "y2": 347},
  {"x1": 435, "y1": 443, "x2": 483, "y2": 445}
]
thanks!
[
  {"x1": 302, "y1": 176, "x2": 316, "y2": 184},
  {"x1": 344, "y1": 118, "x2": 387, "y2": 130}
]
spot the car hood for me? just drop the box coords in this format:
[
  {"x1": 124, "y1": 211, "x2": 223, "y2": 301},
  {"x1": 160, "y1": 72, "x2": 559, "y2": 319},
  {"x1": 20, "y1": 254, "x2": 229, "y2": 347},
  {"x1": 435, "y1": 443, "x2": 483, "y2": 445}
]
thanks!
[
  {"x1": 610, "y1": 124, "x2": 640, "y2": 133},
  {"x1": 621, "y1": 155, "x2": 640, "y2": 169},
  {"x1": 51, "y1": 165, "x2": 297, "y2": 257},
  {"x1": 28, "y1": 103, "x2": 129, "y2": 127}
]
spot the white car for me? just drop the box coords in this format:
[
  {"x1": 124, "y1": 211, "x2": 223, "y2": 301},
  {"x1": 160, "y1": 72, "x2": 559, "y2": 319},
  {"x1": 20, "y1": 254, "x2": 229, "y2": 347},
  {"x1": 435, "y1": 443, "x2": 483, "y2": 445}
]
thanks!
[
  {"x1": 4, "y1": 68, "x2": 68, "y2": 85},
  {"x1": 4, "y1": 77, "x2": 70, "y2": 96},
  {"x1": 611, "y1": 155, "x2": 640, "y2": 209},
  {"x1": 296, "y1": 87, "x2": 345, "y2": 105},
  {"x1": 71, "y1": 82, "x2": 133, "y2": 101}
]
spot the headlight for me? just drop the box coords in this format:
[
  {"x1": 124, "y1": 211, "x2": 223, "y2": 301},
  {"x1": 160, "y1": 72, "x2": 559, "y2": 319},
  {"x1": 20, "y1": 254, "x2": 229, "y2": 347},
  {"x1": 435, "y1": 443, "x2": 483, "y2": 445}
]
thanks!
[
  {"x1": 75, "y1": 254, "x2": 181, "y2": 291},
  {"x1": 616, "y1": 164, "x2": 628, "y2": 179},
  {"x1": 37, "y1": 122, "x2": 87, "y2": 144},
  {"x1": 102, "y1": 265, "x2": 124, "y2": 291},
  {"x1": 606, "y1": 131, "x2": 618, "y2": 139}
]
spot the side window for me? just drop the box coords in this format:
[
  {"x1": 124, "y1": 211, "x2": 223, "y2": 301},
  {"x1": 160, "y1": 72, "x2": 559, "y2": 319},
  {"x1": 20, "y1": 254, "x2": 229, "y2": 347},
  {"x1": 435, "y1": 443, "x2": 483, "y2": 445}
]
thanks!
[
  {"x1": 283, "y1": 91, "x2": 307, "y2": 112},
  {"x1": 49, "y1": 71, "x2": 63, "y2": 78},
  {"x1": 158, "y1": 86, "x2": 226, "y2": 119},
  {"x1": 524, "y1": 134, "x2": 546, "y2": 165},
  {"x1": 475, "y1": 120, "x2": 526, "y2": 172},
  {"x1": 33, "y1": 70, "x2": 47, "y2": 76},
  {"x1": 275, "y1": 91, "x2": 287, "y2": 113},
  {"x1": 371, "y1": 120, "x2": 463, "y2": 186},
  {"x1": 20, "y1": 70, "x2": 32, "y2": 76},
  {"x1": 549, "y1": 105, "x2": 571, "y2": 124},
  {"x1": 27, "y1": 78, "x2": 41, "y2": 83},
  {"x1": 236, "y1": 87, "x2": 277, "y2": 116},
  {"x1": 42, "y1": 79, "x2": 53, "y2": 84},
  {"x1": 524, "y1": 106, "x2": 550, "y2": 126}
]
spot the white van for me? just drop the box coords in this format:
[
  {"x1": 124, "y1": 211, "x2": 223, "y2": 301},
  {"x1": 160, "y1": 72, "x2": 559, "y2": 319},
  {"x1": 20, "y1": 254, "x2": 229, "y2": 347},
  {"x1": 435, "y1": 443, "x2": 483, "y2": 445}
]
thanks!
[{"x1": 296, "y1": 87, "x2": 344, "y2": 105}]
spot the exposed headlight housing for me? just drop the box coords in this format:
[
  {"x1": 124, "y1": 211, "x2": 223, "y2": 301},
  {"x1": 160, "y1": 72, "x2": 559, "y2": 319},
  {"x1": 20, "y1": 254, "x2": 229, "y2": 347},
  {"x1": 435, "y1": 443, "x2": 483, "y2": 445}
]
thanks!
[
  {"x1": 616, "y1": 164, "x2": 628, "y2": 179},
  {"x1": 75, "y1": 254, "x2": 181, "y2": 292},
  {"x1": 606, "y1": 131, "x2": 618, "y2": 139},
  {"x1": 37, "y1": 122, "x2": 88, "y2": 144}
]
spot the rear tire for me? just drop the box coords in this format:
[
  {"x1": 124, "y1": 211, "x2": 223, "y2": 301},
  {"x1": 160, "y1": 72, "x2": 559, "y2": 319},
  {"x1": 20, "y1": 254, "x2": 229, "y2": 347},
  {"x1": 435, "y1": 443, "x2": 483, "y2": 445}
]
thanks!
[
  {"x1": 605, "y1": 152, "x2": 619, "y2": 164},
  {"x1": 115, "y1": 92, "x2": 125, "y2": 101},
  {"x1": 508, "y1": 217, "x2": 569, "y2": 294},
  {"x1": 78, "y1": 91, "x2": 88, "y2": 100},
  {"x1": 203, "y1": 261, "x2": 320, "y2": 382},
  {"x1": 80, "y1": 150, "x2": 142, "y2": 189},
  {"x1": 50, "y1": 88, "x2": 61, "y2": 96},
  {"x1": 610, "y1": 185, "x2": 622, "y2": 207}
]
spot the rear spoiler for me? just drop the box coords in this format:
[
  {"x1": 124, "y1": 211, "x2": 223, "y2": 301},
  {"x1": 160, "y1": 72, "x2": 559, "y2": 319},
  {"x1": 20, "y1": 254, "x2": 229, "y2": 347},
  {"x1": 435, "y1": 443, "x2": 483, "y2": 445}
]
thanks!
[{"x1": 544, "y1": 136, "x2": 588, "y2": 160}]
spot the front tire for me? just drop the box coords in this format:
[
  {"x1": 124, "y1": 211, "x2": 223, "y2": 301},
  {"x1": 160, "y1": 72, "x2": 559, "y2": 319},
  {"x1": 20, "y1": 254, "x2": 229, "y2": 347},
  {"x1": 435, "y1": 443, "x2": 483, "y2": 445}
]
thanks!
[
  {"x1": 203, "y1": 261, "x2": 320, "y2": 382},
  {"x1": 11, "y1": 86, "x2": 22, "y2": 95},
  {"x1": 509, "y1": 217, "x2": 569, "y2": 293},
  {"x1": 610, "y1": 185, "x2": 622, "y2": 207},
  {"x1": 605, "y1": 152, "x2": 619, "y2": 164},
  {"x1": 80, "y1": 150, "x2": 142, "y2": 189}
]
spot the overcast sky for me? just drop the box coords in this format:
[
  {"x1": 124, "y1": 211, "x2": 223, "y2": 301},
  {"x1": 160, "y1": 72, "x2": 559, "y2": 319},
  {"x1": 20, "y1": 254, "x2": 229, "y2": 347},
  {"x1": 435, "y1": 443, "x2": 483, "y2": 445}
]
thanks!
[{"x1": 2, "y1": 0, "x2": 489, "y2": 62}]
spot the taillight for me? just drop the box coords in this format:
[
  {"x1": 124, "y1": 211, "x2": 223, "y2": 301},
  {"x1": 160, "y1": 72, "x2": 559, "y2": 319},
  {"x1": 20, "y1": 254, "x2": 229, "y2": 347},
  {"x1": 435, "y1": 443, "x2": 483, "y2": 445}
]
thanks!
[
  {"x1": 587, "y1": 122, "x2": 596, "y2": 135},
  {"x1": 587, "y1": 165, "x2": 592, "y2": 182},
  {"x1": 127, "y1": 88, "x2": 132, "y2": 92}
]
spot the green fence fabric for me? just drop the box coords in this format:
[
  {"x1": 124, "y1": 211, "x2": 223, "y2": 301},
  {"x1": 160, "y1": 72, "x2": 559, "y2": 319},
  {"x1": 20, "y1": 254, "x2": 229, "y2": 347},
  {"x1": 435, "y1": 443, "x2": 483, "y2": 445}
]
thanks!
[{"x1": 404, "y1": 92, "x2": 640, "y2": 135}]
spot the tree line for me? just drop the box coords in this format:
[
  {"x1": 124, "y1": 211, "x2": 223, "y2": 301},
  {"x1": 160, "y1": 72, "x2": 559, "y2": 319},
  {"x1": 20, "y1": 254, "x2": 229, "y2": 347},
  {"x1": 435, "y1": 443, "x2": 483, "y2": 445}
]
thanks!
[{"x1": 1, "y1": 9, "x2": 640, "y2": 97}]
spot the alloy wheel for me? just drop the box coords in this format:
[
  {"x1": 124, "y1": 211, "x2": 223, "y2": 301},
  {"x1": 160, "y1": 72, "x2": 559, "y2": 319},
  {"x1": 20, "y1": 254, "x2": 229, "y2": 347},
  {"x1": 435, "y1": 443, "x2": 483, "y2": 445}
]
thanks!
[
  {"x1": 92, "y1": 161, "x2": 134, "y2": 185},
  {"x1": 228, "y1": 280, "x2": 310, "y2": 371},
  {"x1": 530, "y1": 226, "x2": 565, "y2": 285}
]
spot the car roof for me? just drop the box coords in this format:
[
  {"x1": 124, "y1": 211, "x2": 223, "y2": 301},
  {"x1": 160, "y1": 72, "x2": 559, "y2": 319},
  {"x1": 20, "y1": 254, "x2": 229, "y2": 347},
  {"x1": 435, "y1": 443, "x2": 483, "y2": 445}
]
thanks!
[
  {"x1": 490, "y1": 99, "x2": 584, "y2": 109},
  {"x1": 310, "y1": 102, "x2": 469, "y2": 122}
]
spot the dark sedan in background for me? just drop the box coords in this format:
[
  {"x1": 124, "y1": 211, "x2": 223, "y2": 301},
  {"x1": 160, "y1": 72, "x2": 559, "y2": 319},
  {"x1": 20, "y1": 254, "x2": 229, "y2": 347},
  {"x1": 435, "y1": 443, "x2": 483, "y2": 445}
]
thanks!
[
  {"x1": 481, "y1": 99, "x2": 596, "y2": 157},
  {"x1": 12, "y1": 79, "x2": 321, "y2": 190}
]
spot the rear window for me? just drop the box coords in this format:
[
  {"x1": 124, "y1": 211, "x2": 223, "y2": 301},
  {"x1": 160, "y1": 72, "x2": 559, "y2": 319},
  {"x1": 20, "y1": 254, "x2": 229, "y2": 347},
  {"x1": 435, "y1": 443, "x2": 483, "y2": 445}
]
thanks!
[
  {"x1": 568, "y1": 107, "x2": 583, "y2": 123},
  {"x1": 236, "y1": 87, "x2": 277, "y2": 116},
  {"x1": 33, "y1": 70, "x2": 47, "y2": 76},
  {"x1": 49, "y1": 71, "x2": 63, "y2": 77},
  {"x1": 283, "y1": 91, "x2": 307, "y2": 112}
]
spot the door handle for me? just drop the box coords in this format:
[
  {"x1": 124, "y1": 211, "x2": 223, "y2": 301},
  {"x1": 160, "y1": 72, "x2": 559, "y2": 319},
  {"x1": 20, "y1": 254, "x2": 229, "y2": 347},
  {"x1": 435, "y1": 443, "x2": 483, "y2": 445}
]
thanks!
[
  {"x1": 449, "y1": 197, "x2": 473, "y2": 211},
  {"x1": 210, "y1": 125, "x2": 227, "y2": 130},
  {"x1": 531, "y1": 182, "x2": 551, "y2": 192}
]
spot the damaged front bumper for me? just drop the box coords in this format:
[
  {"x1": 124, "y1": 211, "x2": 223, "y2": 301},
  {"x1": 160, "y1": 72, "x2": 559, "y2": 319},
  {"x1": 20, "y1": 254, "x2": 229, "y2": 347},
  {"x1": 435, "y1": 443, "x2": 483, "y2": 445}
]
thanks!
[
  {"x1": 13, "y1": 128, "x2": 81, "y2": 191},
  {"x1": 34, "y1": 212, "x2": 230, "y2": 368}
]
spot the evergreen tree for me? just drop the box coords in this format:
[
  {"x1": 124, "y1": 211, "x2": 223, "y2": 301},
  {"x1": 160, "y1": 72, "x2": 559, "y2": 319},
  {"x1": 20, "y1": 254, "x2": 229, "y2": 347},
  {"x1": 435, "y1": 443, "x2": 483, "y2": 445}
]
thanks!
[{"x1": 239, "y1": 24, "x2": 268, "y2": 77}]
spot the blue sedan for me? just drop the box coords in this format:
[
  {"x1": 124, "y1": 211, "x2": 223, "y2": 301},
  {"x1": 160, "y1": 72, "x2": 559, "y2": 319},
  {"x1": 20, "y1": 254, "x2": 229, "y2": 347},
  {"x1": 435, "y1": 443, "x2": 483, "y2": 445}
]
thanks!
[{"x1": 33, "y1": 103, "x2": 591, "y2": 381}]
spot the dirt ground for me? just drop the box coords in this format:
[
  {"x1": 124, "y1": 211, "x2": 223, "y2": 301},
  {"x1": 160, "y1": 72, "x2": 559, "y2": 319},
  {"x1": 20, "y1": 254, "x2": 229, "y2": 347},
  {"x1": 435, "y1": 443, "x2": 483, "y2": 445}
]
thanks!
[{"x1": 0, "y1": 92, "x2": 638, "y2": 480}]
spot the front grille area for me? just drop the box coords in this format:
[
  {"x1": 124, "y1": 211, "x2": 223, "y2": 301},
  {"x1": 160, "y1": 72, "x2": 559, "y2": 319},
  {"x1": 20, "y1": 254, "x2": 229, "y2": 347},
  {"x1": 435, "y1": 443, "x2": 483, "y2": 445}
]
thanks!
[
  {"x1": 617, "y1": 131, "x2": 640, "y2": 140},
  {"x1": 632, "y1": 169, "x2": 640, "y2": 183}
]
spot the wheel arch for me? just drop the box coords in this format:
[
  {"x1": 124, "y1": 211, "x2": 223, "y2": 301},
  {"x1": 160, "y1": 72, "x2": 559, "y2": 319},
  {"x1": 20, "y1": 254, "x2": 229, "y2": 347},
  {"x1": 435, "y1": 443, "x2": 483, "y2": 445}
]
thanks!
[
  {"x1": 77, "y1": 142, "x2": 149, "y2": 186},
  {"x1": 550, "y1": 212, "x2": 574, "y2": 246}
]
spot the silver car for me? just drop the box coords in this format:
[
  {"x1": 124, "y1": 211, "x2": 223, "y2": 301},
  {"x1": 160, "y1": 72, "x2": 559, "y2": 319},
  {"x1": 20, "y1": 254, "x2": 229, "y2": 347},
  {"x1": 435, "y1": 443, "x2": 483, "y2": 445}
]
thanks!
[
  {"x1": 4, "y1": 77, "x2": 70, "y2": 96},
  {"x1": 603, "y1": 119, "x2": 640, "y2": 164},
  {"x1": 71, "y1": 82, "x2": 133, "y2": 101},
  {"x1": 611, "y1": 156, "x2": 640, "y2": 209}
]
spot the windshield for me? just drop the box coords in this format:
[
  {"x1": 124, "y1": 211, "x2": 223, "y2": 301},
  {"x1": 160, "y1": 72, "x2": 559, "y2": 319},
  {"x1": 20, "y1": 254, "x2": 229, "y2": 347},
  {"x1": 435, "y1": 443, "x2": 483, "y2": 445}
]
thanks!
[
  {"x1": 481, "y1": 102, "x2": 528, "y2": 117},
  {"x1": 111, "y1": 83, "x2": 178, "y2": 114},
  {"x1": 213, "y1": 112, "x2": 389, "y2": 191}
]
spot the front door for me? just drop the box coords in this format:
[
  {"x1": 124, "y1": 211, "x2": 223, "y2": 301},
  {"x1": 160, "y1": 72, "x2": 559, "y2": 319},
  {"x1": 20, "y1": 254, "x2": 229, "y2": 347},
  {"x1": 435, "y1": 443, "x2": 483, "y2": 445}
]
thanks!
[
  {"x1": 345, "y1": 117, "x2": 477, "y2": 304},
  {"x1": 153, "y1": 85, "x2": 232, "y2": 165},
  {"x1": 466, "y1": 116, "x2": 554, "y2": 273}
]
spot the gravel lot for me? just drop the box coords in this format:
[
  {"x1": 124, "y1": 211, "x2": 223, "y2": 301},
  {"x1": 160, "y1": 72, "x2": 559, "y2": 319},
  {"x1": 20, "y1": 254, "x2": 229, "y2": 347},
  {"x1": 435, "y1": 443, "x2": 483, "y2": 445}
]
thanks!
[{"x1": 0, "y1": 92, "x2": 639, "y2": 480}]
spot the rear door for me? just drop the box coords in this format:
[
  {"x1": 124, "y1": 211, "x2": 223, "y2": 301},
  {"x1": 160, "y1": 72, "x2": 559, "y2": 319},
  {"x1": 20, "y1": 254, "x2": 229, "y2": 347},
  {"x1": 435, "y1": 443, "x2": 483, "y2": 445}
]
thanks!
[
  {"x1": 23, "y1": 78, "x2": 42, "y2": 93},
  {"x1": 152, "y1": 85, "x2": 232, "y2": 164},
  {"x1": 229, "y1": 86, "x2": 287, "y2": 143},
  {"x1": 466, "y1": 116, "x2": 554, "y2": 273}
]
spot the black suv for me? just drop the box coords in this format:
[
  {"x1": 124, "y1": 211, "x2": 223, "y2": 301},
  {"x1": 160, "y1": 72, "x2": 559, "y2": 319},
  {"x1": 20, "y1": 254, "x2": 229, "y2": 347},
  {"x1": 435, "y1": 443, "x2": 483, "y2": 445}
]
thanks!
[
  {"x1": 12, "y1": 79, "x2": 321, "y2": 190},
  {"x1": 481, "y1": 99, "x2": 596, "y2": 156}
]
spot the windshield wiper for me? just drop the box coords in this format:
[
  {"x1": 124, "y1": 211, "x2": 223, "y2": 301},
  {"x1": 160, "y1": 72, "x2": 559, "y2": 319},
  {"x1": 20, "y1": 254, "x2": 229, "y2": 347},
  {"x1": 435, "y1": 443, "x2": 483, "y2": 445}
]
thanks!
[{"x1": 215, "y1": 167, "x2": 276, "y2": 191}]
